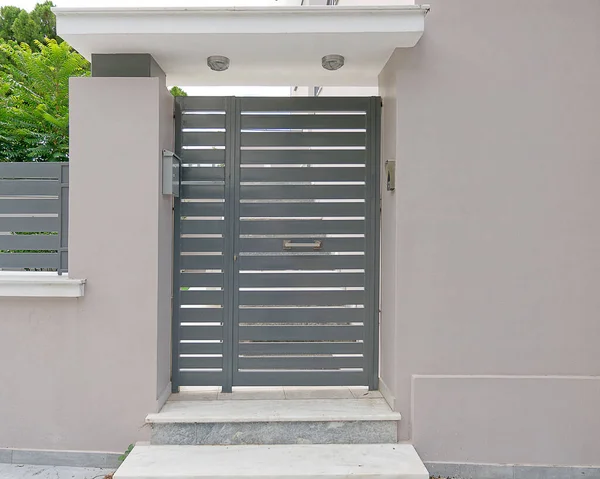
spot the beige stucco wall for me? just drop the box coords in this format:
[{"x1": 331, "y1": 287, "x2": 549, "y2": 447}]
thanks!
[
  {"x1": 0, "y1": 77, "x2": 173, "y2": 453},
  {"x1": 379, "y1": 0, "x2": 600, "y2": 466}
]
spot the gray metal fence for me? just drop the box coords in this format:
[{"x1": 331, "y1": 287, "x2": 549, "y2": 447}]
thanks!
[{"x1": 0, "y1": 163, "x2": 69, "y2": 274}]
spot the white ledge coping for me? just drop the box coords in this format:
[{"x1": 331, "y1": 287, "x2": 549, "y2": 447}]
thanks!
[{"x1": 0, "y1": 272, "x2": 86, "y2": 298}]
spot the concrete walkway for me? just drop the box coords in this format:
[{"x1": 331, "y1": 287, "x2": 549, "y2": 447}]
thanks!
[{"x1": 0, "y1": 463, "x2": 114, "y2": 479}]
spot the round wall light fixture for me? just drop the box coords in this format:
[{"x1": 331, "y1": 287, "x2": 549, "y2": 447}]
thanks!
[
  {"x1": 207, "y1": 56, "x2": 230, "y2": 72},
  {"x1": 322, "y1": 54, "x2": 345, "y2": 71}
]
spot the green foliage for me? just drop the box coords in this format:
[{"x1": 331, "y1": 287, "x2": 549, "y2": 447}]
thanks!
[
  {"x1": 31, "y1": 1, "x2": 57, "y2": 42},
  {"x1": 11, "y1": 10, "x2": 40, "y2": 46},
  {"x1": 0, "y1": 38, "x2": 90, "y2": 162},
  {"x1": 118, "y1": 444, "x2": 135, "y2": 462},
  {"x1": 170, "y1": 86, "x2": 188, "y2": 97},
  {"x1": 0, "y1": 6, "x2": 23, "y2": 41},
  {"x1": 0, "y1": 2, "x2": 58, "y2": 48}
]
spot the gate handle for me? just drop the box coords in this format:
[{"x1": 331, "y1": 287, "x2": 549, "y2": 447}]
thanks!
[{"x1": 283, "y1": 240, "x2": 323, "y2": 250}]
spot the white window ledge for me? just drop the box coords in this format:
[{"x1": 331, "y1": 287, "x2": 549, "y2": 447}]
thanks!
[{"x1": 0, "y1": 272, "x2": 86, "y2": 298}]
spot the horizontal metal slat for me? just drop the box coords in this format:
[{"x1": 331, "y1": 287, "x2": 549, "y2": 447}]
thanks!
[
  {"x1": 180, "y1": 254, "x2": 224, "y2": 270},
  {"x1": 238, "y1": 255, "x2": 365, "y2": 271},
  {"x1": 0, "y1": 180, "x2": 58, "y2": 196},
  {"x1": 238, "y1": 356, "x2": 364, "y2": 370},
  {"x1": 0, "y1": 199, "x2": 59, "y2": 214},
  {"x1": 181, "y1": 185, "x2": 225, "y2": 199},
  {"x1": 238, "y1": 307, "x2": 364, "y2": 324},
  {"x1": 179, "y1": 356, "x2": 223, "y2": 369},
  {"x1": 181, "y1": 220, "x2": 224, "y2": 235},
  {"x1": 0, "y1": 253, "x2": 58, "y2": 269},
  {"x1": 239, "y1": 202, "x2": 364, "y2": 219},
  {"x1": 0, "y1": 163, "x2": 62, "y2": 179},
  {"x1": 179, "y1": 308, "x2": 223, "y2": 322},
  {"x1": 233, "y1": 370, "x2": 365, "y2": 387},
  {"x1": 239, "y1": 290, "x2": 364, "y2": 306},
  {"x1": 181, "y1": 237, "x2": 224, "y2": 253},
  {"x1": 0, "y1": 216, "x2": 59, "y2": 233},
  {"x1": 179, "y1": 370, "x2": 224, "y2": 386},
  {"x1": 239, "y1": 97, "x2": 370, "y2": 112},
  {"x1": 181, "y1": 167, "x2": 225, "y2": 182},
  {"x1": 239, "y1": 237, "x2": 364, "y2": 253},
  {"x1": 241, "y1": 150, "x2": 366, "y2": 165},
  {"x1": 241, "y1": 132, "x2": 365, "y2": 147},
  {"x1": 181, "y1": 149, "x2": 226, "y2": 163},
  {"x1": 238, "y1": 272, "x2": 364, "y2": 288},
  {"x1": 180, "y1": 325, "x2": 224, "y2": 341},
  {"x1": 239, "y1": 220, "x2": 365, "y2": 235},
  {"x1": 182, "y1": 114, "x2": 226, "y2": 129},
  {"x1": 240, "y1": 167, "x2": 365, "y2": 183},
  {"x1": 179, "y1": 342, "x2": 223, "y2": 355},
  {"x1": 240, "y1": 185, "x2": 365, "y2": 200},
  {"x1": 181, "y1": 202, "x2": 225, "y2": 217},
  {"x1": 238, "y1": 325, "x2": 363, "y2": 341},
  {"x1": 0, "y1": 234, "x2": 58, "y2": 250},
  {"x1": 179, "y1": 96, "x2": 228, "y2": 111},
  {"x1": 241, "y1": 114, "x2": 366, "y2": 131},
  {"x1": 238, "y1": 342, "x2": 363, "y2": 355},
  {"x1": 182, "y1": 132, "x2": 226, "y2": 147},
  {"x1": 180, "y1": 290, "x2": 224, "y2": 306}
]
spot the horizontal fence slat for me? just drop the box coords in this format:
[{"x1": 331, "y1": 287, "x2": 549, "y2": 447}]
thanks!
[
  {"x1": 240, "y1": 185, "x2": 365, "y2": 200},
  {"x1": 0, "y1": 180, "x2": 58, "y2": 196},
  {"x1": 180, "y1": 290, "x2": 224, "y2": 306},
  {"x1": 240, "y1": 167, "x2": 365, "y2": 183},
  {"x1": 239, "y1": 290, "x2": 364, "y2": 306},
  {"x1": 239, "y1": 202, "x2": 365, "y2": 218},
  {"x1": 0, "y1": 162, "x2": 62, "y2": 178},
  {"x1": 179, "y1": 370, "x2": 224, "y2": 386},
  {"x1": 239, "y1": 237, "x2": 365, "y2": 253},
  {"x1": 0, "y1": 216, "x2": 59, "y2": 233},
  {"x1": 181, "y1": 167, "x2": 225, "y2": 182},
  {"x1": 182, "y1": 132, "x2": 226, "y2": 147},
  {"x1": 241, "y1": 150, "x2": 366, "y2": 165},
  {"x1": 181, "y1": 185, "x2": 225, "y2": 199},
  {"x1": 180, "y1": 96, "x2": 228, "y2": 111},
  {"x1": 241, "y1": 114, "x2": 366, "y2": 131},
  {"x1": 179, "y1": 342, "x2": 223, "y2": 355},
  {"x1": 180, "y1": 325, "x2": 224, "y2": 341},
  {"x1": 179, "y1": 356, "x2": 223, "y2": 369},
  {"x1": 0, "y1": 199, "x2": 59, "y2": 214},
  {"x1": 238, "y1": 325, "x2": 363, "y2": 341},
  {"x1": 182, "y1": 114, "x2": 226, "y2": 129},
  {"x1": 239, "y1": 220, "x2": 364, "y2": 235},
  {"x1": 181, "y1": 237, "x2": 225, "y2": 253},
  {"x1": 181, "y1": 149, "x2": 226, "y2": 163},
  {"x1": 0, "y1": 252, "x2": 58, "y2": 269},
  {"x1": 241, "y1": 132, "x2": 365, "y2": 148},
  {"x1": 238, "y1": 307, "x2": 364, "y2": 324},
  {"x1": 181, "y1": 220, "x2": 224, "y2": 235},
  {"x1": 238, "y1": 342, "x2": 363, "y2": 355},
  {"x1": 234, "y1": 370, "x2": 365, "y2": 387},
  {"x1": 238, "y1": 356, "x2": 364, "y2": 370},
  {"x1": 0, "y1": 233, "x2": 58, "y2": 250},
  {"x1": 240, "y1": 97, "x2": 370, "y2": 112},
  {"x1": 238, "y1": 254, "x2": 365, "y2": 271},
  {"x1": 239, "y1": 272, "x2": 364, "y2": 288},
  {"x1": 179, "y1": 308, "x2": 223, "y2": 322},
  {"x1": 180, "y1": 254, "x2": 224, "y2": 270},
  {"x1": 181, "y1": 202, "x2": 225, "y2": 217}
]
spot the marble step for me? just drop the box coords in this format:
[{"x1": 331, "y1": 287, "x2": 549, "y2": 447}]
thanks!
[
  {"x1": 146, "y1": 398, "x2": 401, "y2": 445},
  {"x1": 113, "y1": 444, "x2": 429, "y2": 479}
]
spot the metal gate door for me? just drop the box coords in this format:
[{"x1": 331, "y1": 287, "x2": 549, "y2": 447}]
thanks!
[{"x1": 172, "y1": 96, "x2": 381, "y2": 392}]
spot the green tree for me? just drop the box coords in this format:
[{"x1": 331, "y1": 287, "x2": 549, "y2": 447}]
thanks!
[
  {"x1": 170, "y1": 86, "x2": 187, "y2": 97},
  {"x1": 11, "y1": 10, "x2": 41, "y2": 46},
  {"x1": 0, "y1": 39, "x2": 90, "y2": 162},
  {"x1": 0, "y1": 6, "x2": 23, "y2": 41},
  {"x1": 31, "y1": 1, "x2": 57, "y2": 42}
]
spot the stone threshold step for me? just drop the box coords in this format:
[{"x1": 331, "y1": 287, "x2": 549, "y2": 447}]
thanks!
[
  {"x1": 146, "y1": 398, "x2": 400, "y2": 424},
  {"x1": 113, "y1": 444, "x2": 429, "y2": 479}
]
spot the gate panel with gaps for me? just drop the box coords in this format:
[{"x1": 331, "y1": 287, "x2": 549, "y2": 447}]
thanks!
[{"x1": 172, "y1": 96, "x2": 381, "y2": 391}]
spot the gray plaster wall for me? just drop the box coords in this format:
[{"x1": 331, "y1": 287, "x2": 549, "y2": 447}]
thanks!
[{"x1": 378, "y1": 0, "x2": 600, "y2": 467}]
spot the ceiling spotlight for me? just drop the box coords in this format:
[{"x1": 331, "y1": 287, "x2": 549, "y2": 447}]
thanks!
[
  {"x1": 207, "y1": 56, "x2": 230, "y2": 72},
  {"x1": 322, "y1": 54, "x2": 345, "y2": 71}
]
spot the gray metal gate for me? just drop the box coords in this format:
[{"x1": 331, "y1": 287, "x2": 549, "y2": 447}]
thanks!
[{"x1": 172, "y1": 96, "x2": 381, "y2": 392}]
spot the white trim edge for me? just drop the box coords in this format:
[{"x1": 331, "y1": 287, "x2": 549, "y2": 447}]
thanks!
[
  {"x1": 0, "y1": 272, "x2": 86, "y2": 298},
  {"x1": 378, "y1": 377, "x2": 396, "y2": 410}
]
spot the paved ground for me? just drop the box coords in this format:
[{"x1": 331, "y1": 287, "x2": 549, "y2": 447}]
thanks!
[{"x1": 0, "y1": 464, "x2": 114, "y2": 479}]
